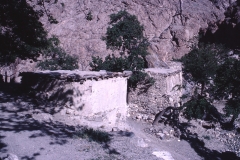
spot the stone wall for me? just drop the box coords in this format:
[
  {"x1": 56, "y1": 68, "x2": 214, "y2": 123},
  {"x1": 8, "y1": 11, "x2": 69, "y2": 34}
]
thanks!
[
  {"x1": 20, "y1": 64, "x2": 183, "y2": 127},
  {"x1": 128, "y1": 62, "x2": 182, "y2": 122},
  {"x1": 20, "y1": 70, "x2": 132, "y2": 128}
]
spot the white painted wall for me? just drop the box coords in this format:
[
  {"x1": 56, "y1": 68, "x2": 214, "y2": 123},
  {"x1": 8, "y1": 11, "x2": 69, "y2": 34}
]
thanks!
[
  {"x1": 21, "y1": 71, "x2": 130, "y2": 128},
  {"x1": 68, "y1": 77, "x2": 128, "y2": 125}
]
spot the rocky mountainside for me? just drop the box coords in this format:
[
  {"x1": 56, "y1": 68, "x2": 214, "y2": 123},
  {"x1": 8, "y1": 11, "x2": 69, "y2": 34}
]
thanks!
[
  {"x1": 201, "y1": 0, "x2": 240, "y2": 49},
  {"x1": 40, "y1": 0, "x2": 235, "y2": 69}
]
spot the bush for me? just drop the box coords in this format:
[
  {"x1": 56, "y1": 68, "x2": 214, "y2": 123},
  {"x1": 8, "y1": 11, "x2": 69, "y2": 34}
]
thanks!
[
  {"x1": 38, "y1": 53, "x2": 78, "y2": 70},
  {"x1": 90, "y1": 54, "x2": 127, "y2": 72},
  {"x1": 182, "y1": 97, "x2": 218, "y2": 121},
  {"x1": 179, "y1": 43, "x2": 228, "y2": 96},
  {"x1": 179, "y1": 43, "x2": 232, "y2": 124},
  {"x1": 215, "y1": 58, "x2": 240, "y2": 121},
  {"x1": 73, "y1": 127, "x2": 111, "y2": 143},
  {"x1": 90, "y1": 10, "x2": 154, "y2": 89},
  {"x1": 37, "y1": 36, "x2": 78, "y2": 70}
]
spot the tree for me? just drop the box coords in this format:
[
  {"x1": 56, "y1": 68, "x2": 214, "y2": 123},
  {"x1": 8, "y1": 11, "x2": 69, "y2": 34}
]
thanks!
[
  {"x1": 180, "y1": 43, "x2": 228, "y2": 96},
  {"x1": 37, "y1": 36, "x2": 78, "y2": 70},
  {"x1": 102, "y1": 10, "x2": 149, "y2": 70},
  {"x1": 215, "y1": 57, "x2": 240, "y2": 126},
  {"x1": 90, "y1": 10, "x2": 153, "y2": 88},
  {"x1": 179, "y1": 42, "x2": 240, "y2": 128},
  {"x1": 0, "y1": 0, "x2": 78, "y2": 71},
  {"x1": 178, "y1": 43, "x2": 231, "y2": 122},
  {"x1": 153, "y1": 43, "x2": 234, "y2": 128},
  {"x1": 0, "y1": 0, "x2": 48, "y2": 65}
]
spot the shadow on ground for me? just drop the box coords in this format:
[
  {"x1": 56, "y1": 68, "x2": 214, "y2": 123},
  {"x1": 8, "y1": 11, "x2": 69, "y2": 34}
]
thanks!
[
  {"x1": 0, "y1": 83, "x2": 76, "y2": 141},
  {"x1": 0, "y1": 83, "x2": 121, "y2": 159},
  {"x1": 179, "y1": 123, "x2": 240, "y2": 160}
]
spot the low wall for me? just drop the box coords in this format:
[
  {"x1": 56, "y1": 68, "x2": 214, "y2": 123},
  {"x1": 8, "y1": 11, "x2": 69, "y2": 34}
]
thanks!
[
  {"x1": 128, "y1": 62, "x2": 182, "y2": 122},
  {"x1": 20, "y1": 63, "x2": 182, "y2": 127},
  {"x1": 20, "y1": 70, "x2": 131, "y2": 128}
]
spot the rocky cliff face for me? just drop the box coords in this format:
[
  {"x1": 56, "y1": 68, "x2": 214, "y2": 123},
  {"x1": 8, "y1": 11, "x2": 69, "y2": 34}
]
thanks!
[
  {"x1": 200, "y1": 0, "x2": 240, "y2": 49},
  {"x1": 39, "y1": 0, "x2": 234, "y2": 69}
]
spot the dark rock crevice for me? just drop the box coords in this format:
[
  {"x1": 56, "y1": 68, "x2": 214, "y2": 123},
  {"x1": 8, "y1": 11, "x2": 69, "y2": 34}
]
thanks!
[{"x1": 200, "y1": 0, "x2": 240, "y2": 49}]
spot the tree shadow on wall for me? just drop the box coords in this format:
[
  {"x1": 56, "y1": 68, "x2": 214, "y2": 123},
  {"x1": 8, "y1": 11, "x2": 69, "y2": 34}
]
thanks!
[
  {"x1": 0, "y1": 82, "x2": 156, "y2": 159},
  {"x1": 21, "y1": 77, "x2": 84, "y2": 114}
]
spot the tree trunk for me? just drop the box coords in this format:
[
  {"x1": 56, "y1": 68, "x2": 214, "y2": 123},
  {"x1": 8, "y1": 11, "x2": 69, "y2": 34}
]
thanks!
[{"x1": 200, "y1": 82, "x2": 205, "y2": 97}]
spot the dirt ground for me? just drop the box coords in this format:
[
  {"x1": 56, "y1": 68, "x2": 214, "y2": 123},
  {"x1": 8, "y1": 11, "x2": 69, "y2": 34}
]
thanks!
[{"x1": 0, "y1": 84, "x2": 239, "y2": 160}]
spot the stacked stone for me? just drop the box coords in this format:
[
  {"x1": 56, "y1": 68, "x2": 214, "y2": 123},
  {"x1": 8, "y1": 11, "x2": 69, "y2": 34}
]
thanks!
[
  {"x1": 128, "y1": 62, "x2": 182, "y2": 123},
  {"x1": 20, "y1": 70, "x2": 132, "y2": 84}
]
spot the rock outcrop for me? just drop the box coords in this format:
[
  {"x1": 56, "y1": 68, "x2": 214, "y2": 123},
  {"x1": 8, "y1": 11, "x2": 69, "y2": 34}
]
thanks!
[
  {"x1": 200, "y1": 0, "x2": 240, "y2": 49},
  {"x1": 39, "y1": 0, "x2": 234, "y2": 69}
]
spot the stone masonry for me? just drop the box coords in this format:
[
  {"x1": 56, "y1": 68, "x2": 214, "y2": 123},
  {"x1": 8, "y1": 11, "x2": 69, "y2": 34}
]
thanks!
[
  {"x1": 128, "y1": 62, "x2": 182, "y2": 122},
  {"x1": 20, "y1": 63, "x2": 182, "y2": 127}
]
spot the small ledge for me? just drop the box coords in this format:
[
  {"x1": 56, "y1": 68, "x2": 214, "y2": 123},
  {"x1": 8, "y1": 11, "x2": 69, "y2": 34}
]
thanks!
[{"x1": 19, "y1": 70, "x2": 132, "y2": 82}]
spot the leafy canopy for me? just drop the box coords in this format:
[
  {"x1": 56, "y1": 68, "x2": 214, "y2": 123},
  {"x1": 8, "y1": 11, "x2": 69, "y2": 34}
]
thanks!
[
  {"x1": 180, "y1": 42, "x2": 240, "y2": 127},
  {"x1": 0, "y1": 0, "x2": 48, "y2": 64},
  {"x1": 180, "y1": 43, "x2": 228, "y2": 89},
  {"x1": 90, "y1": 10, "x2": 153, "y2": 88},
  {"x1": 215, "y1": 58, "x2": 240, "y2": 119},
  {"x1": 0, "y1": 0, "x2": 78, "y2": 70},
  {"x1": 179, "y1": 43, "x2": 219, "y2": 119},
  {"x1": 37, "y1": 36, "x2": 78, "y2": 70},
  {"x1": 103, "y1": 10, "x2": 145, "y2": 52}
]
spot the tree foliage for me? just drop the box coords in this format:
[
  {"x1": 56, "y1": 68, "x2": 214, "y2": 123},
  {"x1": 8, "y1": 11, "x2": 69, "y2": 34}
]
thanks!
[
  {"x1": 0, "y1": 0, "x2": 48, "y2": 64},
  {"x1": 215, "y1": 58, "x2": 240, "y2": 121},
  {"x1": 180, "y1": 43, "x2": 229, "y2": 95},
  {"x1": 90, "y1": 54, "x2": 127, "y2": 72},
  {"x1": 37, "y1": 36, "x2": 78, "y2": 70},
  {"x1": 0, "y1": 0, "x2": 78, "y2": 70},
  {"x1": 182, "y1": 97, "x2": 219, "y2": 121},
  {"x1": 90, "y1": 10, "x2": 153, "y2": 88},
  {"x1": 180, "y1": 42, "x2": 240, "y2": 127}
]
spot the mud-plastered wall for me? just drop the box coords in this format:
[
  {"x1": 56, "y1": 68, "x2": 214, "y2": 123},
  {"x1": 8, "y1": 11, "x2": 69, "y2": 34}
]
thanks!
[{"x1": 128, "y1": 62, "x2": 182, "y2": 122}]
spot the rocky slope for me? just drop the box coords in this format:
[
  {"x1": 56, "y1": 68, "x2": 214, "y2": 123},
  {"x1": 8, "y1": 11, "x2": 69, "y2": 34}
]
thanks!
[
  {"x1": 40, "y1": 0, "x2": 234, "y2": 69},
  {"x1": 201, "y1": 0, "x2": 240, "y2": 49}
]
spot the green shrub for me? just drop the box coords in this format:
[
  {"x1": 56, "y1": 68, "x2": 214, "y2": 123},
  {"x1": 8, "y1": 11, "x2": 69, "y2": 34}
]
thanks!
[
  {"x1": 73, "y1": 127, "x2": 111, "y2": 143},
  {"x1": 38, "y1": 36, "x2": 78, "y2": 70},
  {"x1": 38, "y1": 53, "x2": 78, "y2": 70},
  {"x1": 183, "y1": 97, "x2": 215, "y2": 120},
  {"x1": 214, "y1": 57, "x2": 240, "y2": 123},
  {"x1": 90, "y1": 10, "x2": 154, "y2": 89}
]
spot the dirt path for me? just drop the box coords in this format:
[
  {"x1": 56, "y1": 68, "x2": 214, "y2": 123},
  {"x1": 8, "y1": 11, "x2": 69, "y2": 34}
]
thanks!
[{"x1": 0, "y1": 86, "x2": 239, "y2": 160}]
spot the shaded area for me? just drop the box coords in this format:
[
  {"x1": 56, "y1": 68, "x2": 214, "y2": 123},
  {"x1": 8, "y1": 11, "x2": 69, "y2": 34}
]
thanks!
[
  {"x1": 0, "y1": 83, "x2": 76, "y2": 159},
  {"x1": 73, "y1": 127, "x2": 111, "y2": 144},
  {"x1": 200, "y1": 0, "x2": 240, "y2": 50},
  {"x1": 178, "y1": 123, "x2": 240, "y2": 160},
  {"x1": 0, "y1": 83, "x2": 122, "y2": 159},
  {"x1": 21, "y1": 152, "x2": 41, "y2": 160},
  {"x1": 0, "y1": 94, "x2": 76, "y2": 145},
  {"x1": 20, "y1": 74, "x2": 76, "y2": 114},
  {"x1": 153, "y1": 108, "x2": 240, "y2": 159},
  {"x1": 0, "y1": 135, "x2": 7, "y2": 154},
  {"x1": 181, "y1": 134, "x2": 240, "y2": 160},
  {"x1": 200, "y1": 22, "x2": 240, "y2": 49},
  {"x1": 0, "y1": 82, "x2": 77, "y2": 138}
]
